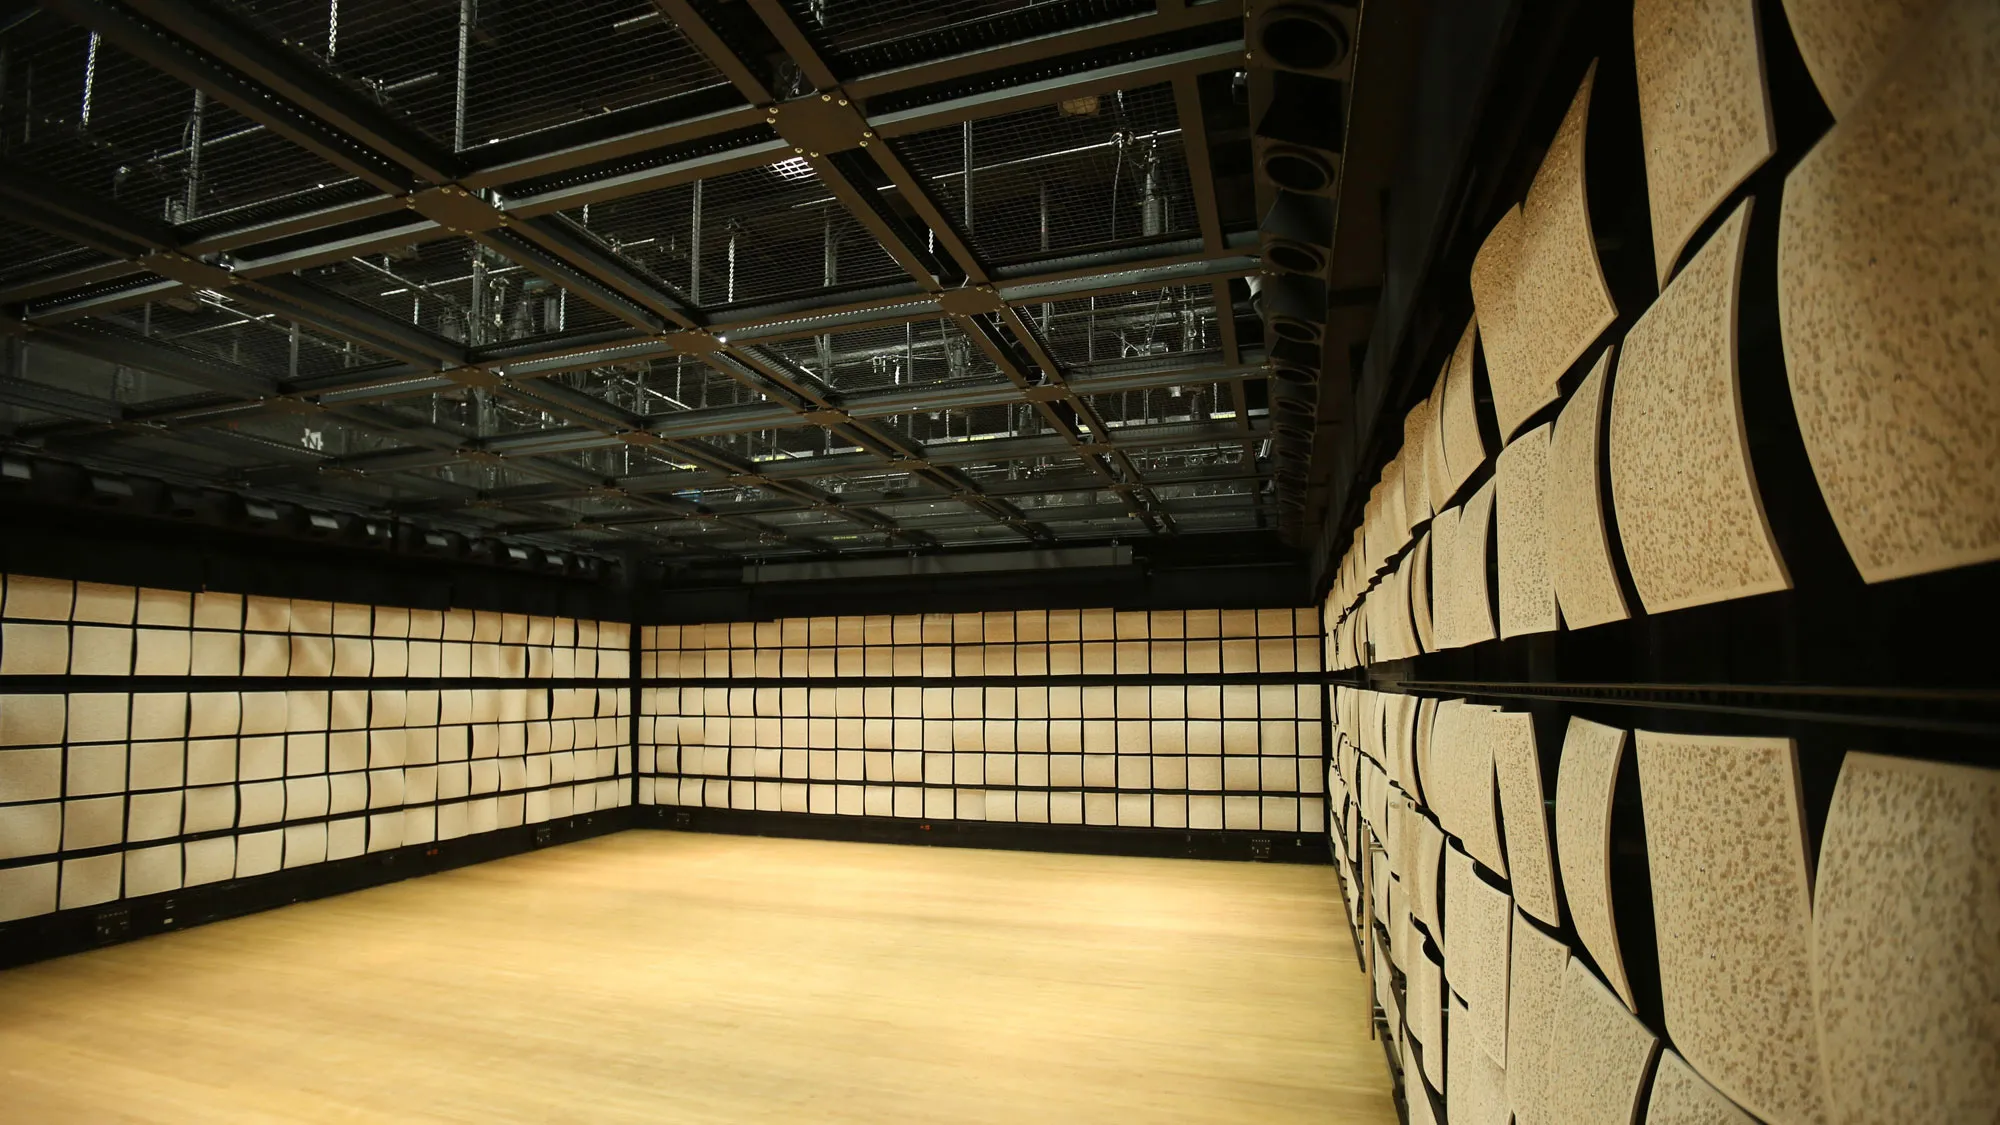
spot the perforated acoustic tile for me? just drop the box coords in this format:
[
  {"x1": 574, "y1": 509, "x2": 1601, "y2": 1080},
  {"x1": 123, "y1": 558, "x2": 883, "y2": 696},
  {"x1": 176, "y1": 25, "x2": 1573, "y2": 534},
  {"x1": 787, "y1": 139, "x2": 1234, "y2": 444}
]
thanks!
[
  {"x1": 1812, "y1": 752, "x2": 2000, "y2": 1125},
  {"x1": 1411, "y1": 532, "x2": 1436, "y2": 653},
  {"x1": 1549, "y1": 349, "x2": 1632, "y2": 630},
  {"x1": 1778, "y1": 0, "x2": 1948, "y2": 118},
  {"x1": 1634, "y1": 0, "x2": 1778, "y2": 285},
  {"x1": 1506, "y1": 908, "x2": 1573, "y2": 1125},
  {"x1": 1449, "y1": 992, "x2": 1512, "y2": 1125},
  {"x1": 1636, "y1": 730, "x2": 1828, "y2": 1125},
  {"x1": 1554, "y1": 716, "x2": 1637, "y2": 1009},
  {"x1": 1458, "y1": 477, "x2": 1500, "y2": 646},
  {"x1": 1439, "y1": 318, "x2": 1488, "y2": 503},
  {"x1": 1471, "y1": 64, "x2": 1620, "y2": 441},
  {"x1": 1490, "y1": 709, "x2": 1559, "y2": 925},
  {"x1": 1405, "y1": 397, "x2": 1437, "y2": 529},
  {"x1": 1428, "y1": 506, "x2": 1463, "y2": 650},
  {"x1": 1545, "y1": 959, "x2": 1661, "y2": 1125},
  {"x1": 1777, "y1": 0, "x2": 1999, "y2": 583},
  {"x1": 1447, "y1": 841, "x2": 1514, "y2": 1066},
  {"x1": 1497, "y1": 423, "x2": 1559, "y2": 638},
  {"x1": 1648, "y1": 1049, "x2": 1761, "y2": 1125},
  {"x1": 1610, "y1": 201, "x2": 1791, "y2": 613}
]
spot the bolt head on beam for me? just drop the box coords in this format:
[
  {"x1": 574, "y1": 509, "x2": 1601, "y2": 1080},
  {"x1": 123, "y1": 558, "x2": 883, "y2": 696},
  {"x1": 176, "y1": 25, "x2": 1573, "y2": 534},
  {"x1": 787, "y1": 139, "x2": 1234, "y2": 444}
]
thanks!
[{"x1": 768, "y1": 91, "x2": 871, "y2": 155}]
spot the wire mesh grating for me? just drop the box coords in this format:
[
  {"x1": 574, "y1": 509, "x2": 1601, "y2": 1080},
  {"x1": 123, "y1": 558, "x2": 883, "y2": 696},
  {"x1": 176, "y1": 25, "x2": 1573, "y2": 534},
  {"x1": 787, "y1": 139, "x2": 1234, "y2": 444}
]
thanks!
[{"x1": 891, "y1": 82, "x2": 1193, "y2": 266}]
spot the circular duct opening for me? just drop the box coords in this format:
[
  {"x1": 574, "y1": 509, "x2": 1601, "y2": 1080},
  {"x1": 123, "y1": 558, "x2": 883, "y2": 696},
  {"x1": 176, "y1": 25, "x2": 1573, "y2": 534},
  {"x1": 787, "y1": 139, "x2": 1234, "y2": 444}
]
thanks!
[
  {"x1": 1265, "y1": 239, "x2": 1327, "y2": 276},
  {"x1": 1268, "y1": 315, "x2": 1323, "y2": 344},
  {"x1": 1262, "y1": 147, "x2": 1335, "y2": 194},
  {"x1": 1274, "y1": 394, "x2": 1316, "y2": 418},
  {"x1": 1270, "y1": 362, "x2": 1318, "y2": 386},
  {"x1": 1259, "y1": 9, "x2": 1349, "y2": 72}
]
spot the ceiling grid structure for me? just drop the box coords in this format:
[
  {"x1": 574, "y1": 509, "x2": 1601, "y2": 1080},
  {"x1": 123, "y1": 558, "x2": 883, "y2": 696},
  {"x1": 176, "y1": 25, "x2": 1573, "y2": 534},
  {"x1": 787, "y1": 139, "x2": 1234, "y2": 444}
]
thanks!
[{"x1": 0, "y1": 0, "x2": 1283, "y2": 570}]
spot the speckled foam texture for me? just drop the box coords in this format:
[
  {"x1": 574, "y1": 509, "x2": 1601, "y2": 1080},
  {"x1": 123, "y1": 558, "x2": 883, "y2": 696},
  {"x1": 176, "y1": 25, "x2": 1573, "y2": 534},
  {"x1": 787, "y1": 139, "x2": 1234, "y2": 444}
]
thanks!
[
  {"x1": 1471, "y1": 64, "x2": 1620, "y2": 441},
  {"x1": 1446, "y1": 842, "x2": 1514, "y2": 1067},
  {"x1": 1405, "y1": 398, "x2": 1436, "y2": 529},
  {"x1": 1429, "y1": 507, "x2": 1462, "y2": 649},
  {"x1": 1443, "y1": 704, "x2": 1509, "y2": 877},
  {"x1": 1636, "y1": 730, "x2": 1828, "y2": 1124},
  {"x1": 1777, "y1": 0, "x2": 2000, "y2": 583},
  {"x1": 1609, "y1": 201, "x2": 1791, "y2": 613},
  {"x1": 1490, "y1": 709, "x2": 1559, "y2": 924},
  {"x1": 1425, "y1": 366, "x2": 1455, "y2": 514},
  {"x1": 1497, "y1": 423, "x2": 1559, "y2": 638},
  {"x1": 1546, "y1": 958, "x2": 1661, "y2": 1125},
  {"x1": 1439, "y1": 318, "x2": 1487, "y2": 501},
  {"x1": 1554, "y1": 716, "x2": 1637, "y2": 1010},
  {"x1": 1450, "y1": 992, "x2": 1512, "y2": 1125},
  {"x1": 1812, "y1": 752, "x2": 2000, "y2": 1125},
  {"x1": 1649, "y1": 1049, "x2": 1760, "y2": 1125},
  {"x1": 1415, "y1": 810, "x2": 1446, "y2": 936},
  {"x1": 1779, "y1": 0, "x2": 1947, "y2": 118},
  {"x1": 1411, "y1": 938, "x2": 1448, "y2": 1091},
  {"x1": 1506, "y1": 909, "x2": 1573, "y2": 1125},
  {"x1": 1634, "y1": 0, "x2": 1778, "y2": 285},
  {"x1": 1457, "y1": 476, "x2": 1500, "y2": 645},
  {"x1": 1549, "y1": 348, "x2": 1632, "y2": 630},
  {"x1": 1411, "y1": 532, "x2": 1435, "y2": 653}
]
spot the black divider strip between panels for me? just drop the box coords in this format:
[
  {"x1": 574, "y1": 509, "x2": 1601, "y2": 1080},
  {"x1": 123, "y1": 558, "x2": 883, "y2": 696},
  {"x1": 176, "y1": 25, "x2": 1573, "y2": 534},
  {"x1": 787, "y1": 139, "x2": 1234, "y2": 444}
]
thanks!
[
  {"x1": 0, "y1": 775, "x2": 631, "y2": 872},
  {"x1": 640, "y1": 674, "x2": 1329, "y2": 688},
  {"x1": 640, "y1": 805, "x2": 1334, "y2": 866},
  {"x1": 641, "y1": 774, "x2": 1324, "y2": 800},
  {"x1": 1378, "y1": 679, "x2": 2000, "y2": 740},
  {"x1": 0, "y1": 810, "x2": 636, "y2": 971}
]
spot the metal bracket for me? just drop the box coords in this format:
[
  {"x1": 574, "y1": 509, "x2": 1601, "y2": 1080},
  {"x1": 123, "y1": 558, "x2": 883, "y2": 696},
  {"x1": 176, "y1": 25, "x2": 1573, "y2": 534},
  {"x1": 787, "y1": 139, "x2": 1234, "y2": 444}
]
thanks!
[{"x1": 406, "y1": 185, "x2": 507, "y2": 234}]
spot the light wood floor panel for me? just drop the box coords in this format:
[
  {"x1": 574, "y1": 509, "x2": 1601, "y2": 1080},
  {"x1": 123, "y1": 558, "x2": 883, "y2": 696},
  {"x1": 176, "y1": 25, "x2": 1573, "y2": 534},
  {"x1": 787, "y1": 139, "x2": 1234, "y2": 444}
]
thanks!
[{"x1": 0, "y1": 832, "x2": 1396, "y2": 1125}]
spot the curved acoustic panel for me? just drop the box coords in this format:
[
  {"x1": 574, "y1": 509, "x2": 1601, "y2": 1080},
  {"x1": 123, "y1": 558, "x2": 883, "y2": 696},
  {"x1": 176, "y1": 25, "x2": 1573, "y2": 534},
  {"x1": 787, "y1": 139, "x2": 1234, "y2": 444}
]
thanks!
[
  {"x1": 1634, "y1": 0, "x2": 1778, "y2": 285},
  {"x1": 1637, "y1": 731, "x2": 1827, "y2": 1124},
  {"x1": 1415, "y1": 811, "x2": 1446, "y2": 935},
  {"x1": 1405, "y1": 398, "x2": 1437, "y2": 529},
  {"x1": 1411, "y1": 939, "x2": 1447, "y2": 1092},
  {"x1": 1439, "y1": 319, "x2": 1487, "y2": 501},
  {"x1": 1549, "y1": 349, "x2": 1632, "y2": 630},
  {"x1": 1546, "y1": 959, "x2": 1661, "y2": 1125},
  {"x1": 1449, "y1": 992, "x2": 1511, "y2": 1125},
  {"x1": 1554, "y1": 717, "x2": 1636, "y2": 1009},
  {"x1": 1498, "y1": 423, "x2": 1559, "y2": 638},
  {"x1": 1813, "y1": 752, "x2": 2000, "y2": 1124},
  {"x1": 1471, "y1": 64, "x2": 1620, "y2": 440},
  {"x1": 1411, "y1": 532, "x2": 1436, "y2": 654},
  {"x1": 1429, "y1": 506, "x2": 1462, "y2": 650},
  {"x1": 1777, "y1": 0, "x2": 2000, "y2": 582},
  {"x1": 1779, "y1": 0, "x2": 1947, "y2": 119},
  {"x1": 1648, "y1": 1049, "x2": 1760, "y2": 1125},
  {"x1": 1457, "y1": 476, "x2": 1500, "y2": 646},
  {"x1": 1447, "y1": 842, "x2": 1514, "y2": 1066},
  {"x1": 1491, "y1": 709, "x2": 1559, "y2": 924},
  {"x1": 1436, "y1": 703, "x2": 1508, "y2": 876},
  {"x1": 1507, "y1": 910, "x2": 1573, "y2": 1125},
  {"x1": 1610, "y1": 201, "x2": 1791, "y2": 613}
]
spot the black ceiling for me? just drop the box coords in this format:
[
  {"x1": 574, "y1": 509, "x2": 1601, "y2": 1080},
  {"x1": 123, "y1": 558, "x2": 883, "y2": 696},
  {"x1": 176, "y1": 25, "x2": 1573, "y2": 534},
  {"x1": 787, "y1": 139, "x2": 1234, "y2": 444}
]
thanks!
[{"x1": 0, "y1": 0, "x2": 1290, "y2": 571}]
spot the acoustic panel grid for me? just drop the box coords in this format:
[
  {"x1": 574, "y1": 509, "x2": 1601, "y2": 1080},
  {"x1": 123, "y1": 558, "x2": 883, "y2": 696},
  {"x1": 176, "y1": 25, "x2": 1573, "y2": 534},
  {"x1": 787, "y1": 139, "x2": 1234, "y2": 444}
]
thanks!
[
  {"x1": 0, "y1": 574, "x2": 632, "y2": 925},
  {"x1": 639, "y1": 609, "x2": 1328, "y2": 833},
  {"x1": 1318, "y1": 3, "x2": 1997, "y2": 1124}
]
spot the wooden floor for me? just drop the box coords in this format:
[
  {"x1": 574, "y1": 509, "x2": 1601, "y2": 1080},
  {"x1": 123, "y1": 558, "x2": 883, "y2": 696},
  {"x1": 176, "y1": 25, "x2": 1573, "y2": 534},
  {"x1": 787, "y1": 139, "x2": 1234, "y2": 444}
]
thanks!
[{"x1": 0, "y1": 832, "x2": 1398, "y2": 1124}]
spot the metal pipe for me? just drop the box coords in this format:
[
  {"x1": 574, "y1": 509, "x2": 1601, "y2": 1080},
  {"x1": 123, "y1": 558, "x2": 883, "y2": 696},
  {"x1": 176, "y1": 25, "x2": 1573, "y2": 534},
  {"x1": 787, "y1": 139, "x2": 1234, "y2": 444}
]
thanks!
[
  {"x1": 961, "y1": 121, "x2": 974, "y2": 233},
  {"x1": 327, "y1": 0, "x2": 338, "y2": 59}
]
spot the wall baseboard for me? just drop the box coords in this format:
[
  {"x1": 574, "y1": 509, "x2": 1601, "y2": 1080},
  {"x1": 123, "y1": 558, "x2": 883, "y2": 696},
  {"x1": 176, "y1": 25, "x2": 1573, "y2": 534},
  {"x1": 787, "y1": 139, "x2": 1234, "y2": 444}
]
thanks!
[
  {"x1": 0, "y1": 810, "x2": 635, "y2": 971},
  {"x1": 640, "y1": 804, "x2": 1334, "y2": 865}
]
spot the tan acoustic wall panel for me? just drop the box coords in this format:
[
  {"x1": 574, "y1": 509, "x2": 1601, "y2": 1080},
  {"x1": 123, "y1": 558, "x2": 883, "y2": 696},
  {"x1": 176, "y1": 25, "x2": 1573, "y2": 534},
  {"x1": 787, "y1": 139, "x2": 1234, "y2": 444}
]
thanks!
[
  {"x1": 1439, "y1": 319, "x2": 1487, "y2": 500},
  {"x1": 1546, "y1": 959, "x2": 1661, "y2": 1125},
  {"x1": 1446, "y1": 843, "x2": 1514, "y2": 1067},
  {"x1": 1548, "y1": 349, "x2": 1631, "y2": 630},
  {"x1": 1777, "y1": 0, "x2": 2000, "y2": 582},
  {"x1": 1554, "y1": 717, "x2": 1636, "y2": 1009},
  {"x1": 1497, "y1": 423, "x2": 1558, "y2": 638},
  {"x1": 1812, "y1": 752, "x2": 2000, "y2": 1125},
  {"x1": 1648, "y1": 1050, "x2": 1760, "y2": 1125},
  {"x1": 1610, "y1": 201, "x2": 1790, "y2": 613},
  {"x1": 1490, "y1": 709, "x2": 1559, "y2": 924},
  {"x1": 1457, "y1": 477, "x2": 1499, "y2": 647},
  {"x1": 1410, "y1": 532, "x2": 1434, "y2": 654},
  {"x1": 1634, "y1": 0, "x2": 1778, "y2": 284},
  {"x1": 1779, "y1": 0, "x2": 1947, "y2": 119},
  {"x1": 1448, "y1": 993, "x2": 1511, "y2": 1125},
  {"x1": 1471, "y1": 65, "x2": 1620, "y2": 441},
  {"x1": 1637, "y1": 731, "x2": 1827, "y2": 1125},
  {"x1": 1506, "y1": 910, "x2": 1573, "y2": 1125}
]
